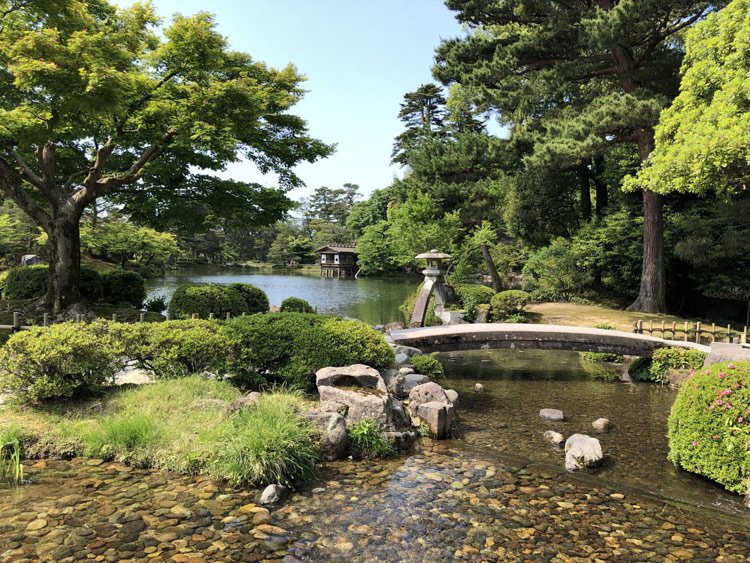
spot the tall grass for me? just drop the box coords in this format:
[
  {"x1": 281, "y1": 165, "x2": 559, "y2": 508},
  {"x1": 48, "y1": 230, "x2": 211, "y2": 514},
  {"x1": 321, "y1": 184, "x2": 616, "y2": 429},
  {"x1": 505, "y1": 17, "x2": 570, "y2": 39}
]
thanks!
[
  {"x1": 0, "y1": 425, "x2": 24, "y2": 484},
  {"x1": 347, "y1": 419, "x2": 395, "y2": 459},
  {"x1": 83, "y1": 414, "x2": 157, "y2": 460}
]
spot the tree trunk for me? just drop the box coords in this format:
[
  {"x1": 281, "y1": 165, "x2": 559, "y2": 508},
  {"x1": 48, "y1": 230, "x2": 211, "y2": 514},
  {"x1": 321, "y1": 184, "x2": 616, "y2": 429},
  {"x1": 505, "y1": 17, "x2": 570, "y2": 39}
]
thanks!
[
  {"x1": 481, "y1": 243, "x2": 502, "y2": 292},
  {"x1": 592, "y1": 156, "x2": 608, "y2": 216},
  {"x1": 48, "y1": 212, "x2": 82, "y2": 316},
  {"x1": 628, "y1": 189, "x2": 666, "y2": 312},
  {"x1": 578, "y1": 163, "x2": 592, "y2": 221}
]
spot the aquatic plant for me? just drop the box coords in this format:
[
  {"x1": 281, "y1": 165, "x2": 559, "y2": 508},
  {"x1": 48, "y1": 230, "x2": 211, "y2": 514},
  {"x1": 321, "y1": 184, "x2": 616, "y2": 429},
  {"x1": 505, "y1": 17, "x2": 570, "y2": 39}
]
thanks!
[
  {"x1": 347, "y1": 419, "x2": 395, "y2": 459},
  {"x1": 0, "y1": 426, "x2": 24, "y2": 484}
]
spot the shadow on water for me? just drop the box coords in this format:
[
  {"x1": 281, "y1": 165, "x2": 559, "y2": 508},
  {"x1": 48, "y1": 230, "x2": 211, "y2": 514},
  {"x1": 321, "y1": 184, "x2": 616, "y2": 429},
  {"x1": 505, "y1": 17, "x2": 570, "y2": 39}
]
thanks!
[{"x1": 439, "y1": 348, "x2": 749, "y2": 517}]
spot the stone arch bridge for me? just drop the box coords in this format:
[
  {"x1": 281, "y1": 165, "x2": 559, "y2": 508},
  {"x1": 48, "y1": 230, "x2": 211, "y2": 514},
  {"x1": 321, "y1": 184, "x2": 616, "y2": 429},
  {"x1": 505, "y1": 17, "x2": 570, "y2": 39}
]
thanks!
[{"x1": 390, "y1": 324, "x2": 711, "y2": 357}]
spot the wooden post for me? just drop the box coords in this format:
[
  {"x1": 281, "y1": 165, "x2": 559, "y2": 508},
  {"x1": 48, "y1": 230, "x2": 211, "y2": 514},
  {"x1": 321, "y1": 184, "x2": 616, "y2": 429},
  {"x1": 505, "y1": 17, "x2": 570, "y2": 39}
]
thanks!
[
  {"x1": 43, "y1": 313, "x2": 49, "y2": 327},
  {"x1": 139, "y1": 313, "x2": 146, "y2": 323},
  {"x1": 165, "y1": 312, "x2": 170, "y2": 321},
  {"x1": 12, "y1": 312, "x2": 21, "y2": 332},
  {"x1": 637, "y1": 320, "x2": 643, "y2": 334},
  {"x1": 209, "y1": 313, "x2": 215, "y2": 320},
  {"x1": 695, "y1": 322, "x2": 701, "y2": 344},
  {"x1": 684, "y1": 322, "x2": 688, "y2": 342},
  {"x1": 671, "y1": 321, "x2": 676, "y2": 339},
  {"x1": 660, "y1": 321, "x2": 665, "y2": 338},
  {"x1": 648, "y1": 320, "x2": 653, "y2": 335},
  {"x1": 112, "y1": 313, "x2": 117, "y2": 322},
  {"x1": 632, "y1": 321, "x2": 638, "y2": 333},
  {"x1": 711, "y1": 323, "x2": 716, "y2": 342},
  {"x1": 226, "y1": 312, "x2": 231, "y2": 321},
  {"x1": 192, "y1": 313, "x2": 198, "y2": 319},
  {"x1": 742, "y1": 326, "x2": 747, "y2": 345}
]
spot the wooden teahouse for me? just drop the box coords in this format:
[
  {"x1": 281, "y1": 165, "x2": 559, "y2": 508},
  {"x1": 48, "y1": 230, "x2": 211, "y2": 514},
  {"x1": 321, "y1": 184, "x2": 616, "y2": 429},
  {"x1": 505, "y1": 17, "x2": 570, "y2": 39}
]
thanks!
[{"x1": 316, "y1": 244, "x2": 358, "y2": 278}]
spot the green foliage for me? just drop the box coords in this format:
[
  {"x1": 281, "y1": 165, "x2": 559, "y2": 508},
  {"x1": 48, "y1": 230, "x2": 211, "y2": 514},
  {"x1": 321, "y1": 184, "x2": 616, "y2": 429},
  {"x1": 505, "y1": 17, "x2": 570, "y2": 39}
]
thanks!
[
  {"x1": 0, "y1": 321, "x2": 125, "y2": 403},
  {"x1": 3, "y1": 265, "x2": 48, "y2": 300},
  {"x1": 84, "y1": 414, "x2": 157, "y2": 459},
  {"x1": 226, "y1": 313, "x2": 395, "y2": 389},
  {"x1": 116, "y1": 320, "x2": 232, "y2": 379},
  {"x1": 81, "y1": 219, "x2": 179, "y2": 270},
  {"x1": 649, "y1": 347, "x2": 708, "y2": 384},
  {"x1": 347, "y1": 419, "x2": 395, "y2": 459},
  {"x1": 628, "y1": 357, "x2": 654, "y2": 381},
  {"x1": 100, "y1": 269, "x2": 146, "y2": 308},
  {"x1": 628, "y1": 0, "x2": 750, "y2": 196},
  {"x1": 668, "y1": 361, "x2": 750, "y2": 495},
  {"x1": 411, "y1": 354, "x2": 445, "y2": 379},
  {"x1": 580, "y1": 352, "x2": 624, "y2": 364},
  {"x1": 168, "y1": 284, "x2": 247, "y2": 319},
  {"x1": 280, "y1": 297, "x2": 314, "y2": 313},
  {"x1": 211, "y1": 392, "x2": 319, "y2": 486},
  {"x1": 143, "y1": 294, "x2": 168, "y2": 313},
  {"x1": 0, "y1": 424, "x2": 24, "y2": 484},
  {"x1": 523, "y1": 239, "x2": 591, "y2": 301},
  {"x1": 79, "y1": 266, "x2": 104, "y2": 303},
  {"x1": 452, "y1": 283, "x2": 495, "y2": 322},
  {"x1": 490, "y1": 290, "x2": 530, "y2": 321},
  {"x1": 228, "y1": 283, "x2": 269, "y2": 314},
  {"x1": 400, "y1": 284, "x2": 440, "y2": 326},
  {"x1": 579, "y1": 360, "x2": 621, "y2": 382}
]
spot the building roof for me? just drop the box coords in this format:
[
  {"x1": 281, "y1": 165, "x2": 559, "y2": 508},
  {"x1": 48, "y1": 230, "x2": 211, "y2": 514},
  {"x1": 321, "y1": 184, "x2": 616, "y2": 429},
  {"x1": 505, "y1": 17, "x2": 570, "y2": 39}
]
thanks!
[{"x1": 315, "y1": 245, "x2": 357, "y2": 254}]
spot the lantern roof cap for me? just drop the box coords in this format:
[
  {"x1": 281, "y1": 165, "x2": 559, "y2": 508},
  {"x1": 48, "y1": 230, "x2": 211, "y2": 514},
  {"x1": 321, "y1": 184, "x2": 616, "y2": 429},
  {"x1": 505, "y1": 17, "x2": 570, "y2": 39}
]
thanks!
[{"x1": 415, "y1": 249, "x2": 452, "y2": 260}]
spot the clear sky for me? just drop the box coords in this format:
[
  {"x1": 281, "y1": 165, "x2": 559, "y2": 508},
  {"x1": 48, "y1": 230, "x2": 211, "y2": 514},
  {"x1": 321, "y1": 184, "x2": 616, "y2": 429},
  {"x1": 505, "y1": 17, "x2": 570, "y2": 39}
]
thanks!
[{"x1": 125, "y1": 0, "x2": 464, "y2": 201}]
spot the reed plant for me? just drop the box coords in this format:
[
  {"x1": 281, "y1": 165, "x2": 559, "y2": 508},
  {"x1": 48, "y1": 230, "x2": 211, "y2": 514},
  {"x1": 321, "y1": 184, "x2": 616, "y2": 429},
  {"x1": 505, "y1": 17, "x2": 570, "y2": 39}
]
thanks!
[{"x1": 0, "y1": 425, "x2": 24, "y2": 484}]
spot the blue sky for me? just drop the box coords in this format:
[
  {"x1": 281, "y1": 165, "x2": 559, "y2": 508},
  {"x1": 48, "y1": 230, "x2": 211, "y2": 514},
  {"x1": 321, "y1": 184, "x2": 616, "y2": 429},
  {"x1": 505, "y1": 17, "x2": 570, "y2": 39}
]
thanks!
[{"x1": 126, "y1": 1, "x2": 464, "y2": 201}]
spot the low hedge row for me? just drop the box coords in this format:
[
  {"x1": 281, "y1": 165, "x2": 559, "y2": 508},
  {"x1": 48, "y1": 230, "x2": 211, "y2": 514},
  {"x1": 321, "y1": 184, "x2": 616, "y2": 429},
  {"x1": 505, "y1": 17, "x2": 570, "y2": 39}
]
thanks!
[
  {"x1": 629, "y1": 347, "x2": 707, "y2": 383},
  {"x1": 0, "y1": 313, "x2": 395, "y2": 402},
  {"x1": 167, "y1": 283, "x2": 269, "y2": 319}
]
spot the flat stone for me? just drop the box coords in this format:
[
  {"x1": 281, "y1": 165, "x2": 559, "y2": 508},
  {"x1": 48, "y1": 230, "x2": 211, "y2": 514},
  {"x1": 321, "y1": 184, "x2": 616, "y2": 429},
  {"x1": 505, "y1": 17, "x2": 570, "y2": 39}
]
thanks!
[
  {"x1": 399, "y1": 367, "x2": 415, "y2": 376},
  {"x1": 543, "y1": 430, "x2": 565, "y2": 447},
  {"x1": 26, "y1": 519, "x2": 47, "y2": 531},
  {"x1": 316, "y1": 364, "x2": 387, "y2": 393},
  {"x1": 540, "y1": 408, "x2": 564, "y2": 421}
]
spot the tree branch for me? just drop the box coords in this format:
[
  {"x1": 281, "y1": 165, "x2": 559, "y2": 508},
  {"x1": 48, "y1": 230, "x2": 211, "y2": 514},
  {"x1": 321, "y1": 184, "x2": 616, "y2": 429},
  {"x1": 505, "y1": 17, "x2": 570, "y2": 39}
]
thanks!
[{"x1": 0, "y1": 154, "x2": 52, "y2": 230}]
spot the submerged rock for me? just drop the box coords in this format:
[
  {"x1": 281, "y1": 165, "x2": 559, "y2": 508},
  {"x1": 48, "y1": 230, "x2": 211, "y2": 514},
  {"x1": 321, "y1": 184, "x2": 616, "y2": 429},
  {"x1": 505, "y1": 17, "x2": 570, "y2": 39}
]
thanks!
[
  {"x1": 565, "y1": 434, "x2": 603, "y2": 471},
  {"x1": 303, "y1": 411, "x2": 348, "y2": 461},
  {"x1": 592, "y1": 417, "x2": 612, "y2": 433},
  {"x1": 543, "y1": 430, "x2": 565, "y2": 447},
  {"x1": 540, "y1": 408, "x2": 564, "y2": 421}
]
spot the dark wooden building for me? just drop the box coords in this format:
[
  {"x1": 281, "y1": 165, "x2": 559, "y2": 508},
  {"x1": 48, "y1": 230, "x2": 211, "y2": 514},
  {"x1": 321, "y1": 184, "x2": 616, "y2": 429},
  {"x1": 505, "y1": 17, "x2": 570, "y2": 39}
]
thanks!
[{"x1": 316, "y1": 245, "x2": 358, "y2": 278}]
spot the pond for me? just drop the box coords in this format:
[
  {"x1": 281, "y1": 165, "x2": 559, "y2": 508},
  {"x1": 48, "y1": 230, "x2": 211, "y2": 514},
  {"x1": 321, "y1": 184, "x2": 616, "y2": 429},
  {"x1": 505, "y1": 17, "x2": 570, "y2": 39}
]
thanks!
[
  {"x1": 145, "y1": 267, "x2": 417, "y2": 325},
  {"x1": 3, "y1": 349, "x2": 749, "y2": 561}
]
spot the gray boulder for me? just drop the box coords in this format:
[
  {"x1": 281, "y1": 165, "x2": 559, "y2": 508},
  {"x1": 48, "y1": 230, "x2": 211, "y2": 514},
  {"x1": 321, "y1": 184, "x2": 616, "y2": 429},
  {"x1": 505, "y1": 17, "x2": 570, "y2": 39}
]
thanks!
[
  {"x1": 416, "y1": 401, "x2": 454, "y2": 439},
  {"x1": 316, "y1": 364, "x2": 386, "y2": 393},
  {"x1": 565, "y1": 434, "x2": 603, "y2": 471},
  {"x1": 381, "y1": 368, "x2": 407, "y2": 399},
  {"x1": 592, "y1": 418, "x2": 612, "y2": 433},
  {"x1": 394, "y1": 353, "x2": 410, "y2": 366},
  {"x1": 404, "y1": 373, "x2": 429, "y2": 391},
  {"x1": 540, "y1": 408, "x2": 564, "y2": 421},
  {"x1": 474, "y1": 383, "x2": 485, "y2": 393},
  {"x1": 408, "y1": 382, "x2": 450, "y2": 417},
  {"x1": 303, "y1": 411, "x2": 348, "y2": 460},
  {"x1": 543, "y1": 430, "x2": 565, "y2": 447},
  {"x1": 445, "y1": 389, "x2": 459, "y2": 406},
  {"x1": 20, "y1": 254, "x2": 41, "y2": 266},
  {"x1": 260, "y1": 484, "x2": 286, "y2": 505},
  {"x1": 393, "y1": 345, "x2": 423, "y2": 358}
]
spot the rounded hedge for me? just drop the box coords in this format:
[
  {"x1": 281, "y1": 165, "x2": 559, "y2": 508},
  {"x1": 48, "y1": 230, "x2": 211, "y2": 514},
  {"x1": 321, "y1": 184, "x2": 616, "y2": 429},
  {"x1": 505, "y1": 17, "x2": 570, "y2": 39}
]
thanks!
[
  {"x1": 116, "y1": 319, "x2": 233, "y2": 378},
  {"x1": 668, "y1": 361, "x2": 750, "y2": 496},
  {"x1": 280, "y1": 296, "x2": 314, "y2": 313},
  {"x1": 168, "y1": 284, "x2": 247, "y2": 319},
  {"x1": 79, "y1": 266, "x2": 104, "y2": 302},
  {"x1": 226, "y1": 313, "x2": 395, "y2": 389},
  {"x1": 101, "y1": 269, "x2": 146, "y2": 308},
  {"x1": 228, "y1": 283, "x2": 269, "y2": 314},
  {"x1": 452, "y1": 283, "x2": 495, "y2": 322},
  {"x1": 0, "y1": 320, "x2": 125, "y2": 403},
  {"x1": 411, "y1": 354, "x2": 445, "y2": 379},
  {"x1": 490, "y1": 290, "x2": 530, "y2": 321},
  {"x1": 629, "y1": 347, "x2": 707, "y2": 383},
  {"x1": 3, "y1": 265, "x2": 48, "y2": 300}
]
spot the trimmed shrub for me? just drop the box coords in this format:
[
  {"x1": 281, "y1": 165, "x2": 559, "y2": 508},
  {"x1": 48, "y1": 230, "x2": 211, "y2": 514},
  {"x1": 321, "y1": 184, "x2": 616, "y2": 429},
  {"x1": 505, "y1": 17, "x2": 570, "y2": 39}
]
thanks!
[
  {"x1": 226, "y1": 313, "x2": 395, "y2": 389},
  {"x1": 143, "y1": 294, "x2": 167, "y2": 313},
  {"x1": 101, "y1": 269, "x2": 146, "y2": 308},
  {"x1": 522, "y1": 237, "x2": 591, "y2": 301},
  {"x1": 229, "y1": 283, "x2": 269, "y2": 314},
  {"x1": 668, "y1": 361, "x2": 750, "y2": 495},
  {"x1": 116, "y1": 319, "x2": 233, "y2": 378},
  {"x1": 79, "y1": 266, "x2": 104, "y2": 302},
  {"x1": 490, "y1": 290, "x2": 531, "y2": 321},
  {"x1": 628, "y1": 356, "x2": 653, "y2": 381},
  {"x1": 168, "y1": 284, "x2": 247, "y2": 319},
  {"x1": 411, "y1": 354, "x2": 445, "y2": 379},
  {"x1": 347, "y1": 419, "x2": 395, "y2": 459},
  {"x1": 580, "y1": 352, "x2": 624, "y2": 363},
  {"x1": 649, "y1": 347, "x2": 707, "y2": 383},
  {"x1": 452, "y1": 283, "x2": 495, "y2": 322},
  {"x1": 0, "y1": 320, "x2": 125, "y2": 402},
  {"x1": 280, "y1": 296, "x2": 314, "y2": 313},
  {"x1": 3, "y1": 265, "x2": 48, "y2": 300}
]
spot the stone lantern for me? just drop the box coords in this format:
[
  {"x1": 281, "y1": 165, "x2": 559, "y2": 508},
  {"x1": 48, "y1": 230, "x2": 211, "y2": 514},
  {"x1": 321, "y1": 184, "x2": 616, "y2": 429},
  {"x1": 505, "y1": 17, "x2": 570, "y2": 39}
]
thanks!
[{"x1": 410, "y1": 249, "x2": 453, "y2": 327}]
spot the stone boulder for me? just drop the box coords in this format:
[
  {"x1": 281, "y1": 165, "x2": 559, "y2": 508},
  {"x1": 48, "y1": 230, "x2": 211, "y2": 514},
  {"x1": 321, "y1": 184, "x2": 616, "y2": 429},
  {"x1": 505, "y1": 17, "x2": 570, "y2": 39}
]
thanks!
[
  {"x1": 259, "y1": 484, "x2": 286, "y2": 505},
  {"x1": 303, "y1": 411, "x2": 348, "y2": 461},
  {"x1": 565, "y1": 434, "x2": 603, "y2": 471},
  {"x1": 316, "y1": 364, "x2": 386, "y2": 393},
  {"x1": 393, "y1": 345, "x2": 423, "y2": 358},
  {"x1": 399, "y1": 366, "x2": 415, "y2": 376},
  {"x1": 445, "y1": 389, "x2": 459, "y2": 406},
  {"x1": 543, "y1": 430, "x2": 565, "y2": 447},
  {"x1": 416, "y1": 402, "x2": 454, "y2": 439},
  {"x1": 394, "y1": 352, "x2": 410, "y2": 366},
  {"x1": 407, "y1": 382, "x2": 449, "y2": 416},
  {"x1": 540, "y1": 408, "x2": 564, "y2": 421},
  {"x1": 404, "y1": 373, "x2": 429, "y2": 392},
  {"x1": 592, "y1": 418, "x2": 611, "y2": 433},
  {"x1": 381, "y1": 368, "x2": 407, "y2": 399},
  {"x1": 474, "y1": 383, "x2": 485, "y2": 393}
]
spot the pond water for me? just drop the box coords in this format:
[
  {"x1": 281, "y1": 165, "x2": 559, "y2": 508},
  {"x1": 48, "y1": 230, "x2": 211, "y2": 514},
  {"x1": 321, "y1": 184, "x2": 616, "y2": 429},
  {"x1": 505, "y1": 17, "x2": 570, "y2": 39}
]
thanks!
[
  {"x1": 145, "y1": 267, "x2": 417, "y2": 325},
  {"x1": 3, "y1": 349, "x2": 750, "y2": 561}
]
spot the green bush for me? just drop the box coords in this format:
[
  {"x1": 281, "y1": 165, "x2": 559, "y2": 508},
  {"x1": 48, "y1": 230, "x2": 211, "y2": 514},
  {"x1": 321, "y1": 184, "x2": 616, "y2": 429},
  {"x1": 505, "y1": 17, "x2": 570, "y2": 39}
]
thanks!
[
  {"x1": 522, "y1": 237, "x2": 591, "y2": 301},
  {"x1": 226, "y1": 313, "x2": 395, "y2": 389},
  {"x1": 580, "y1": 352, "x2": 624, "y2": 363},
  {"x1": 649, "y1": 347, "x2": 707, "y2": 383},
  {"x1": 78, "y1": 266, "x2": 104, "y2": 302},
  {"x1": 143, "y1": 294, "x2": 167, "y2": 312},
  {"x1": 347, "y1": 419, "x2": 395, "y2": 459},
  {"x1": 100, "y1": 269, "x2": 146, "y2": 308},
  {"x1": 280, "y1": 296, "x2": 314, "y2": 313},
  {"x1": 628, "y1": 356, "x2": 653, "y2": 381},
  {"x1": 229, "y1": 283, "x2": 269, "y2": 314},
  {"x1": 0, "y1": 321, "x2": 125, "y2": 403},
  {"x1": 3, "y1": 265, "x2": 48, "y2": 300},
  {"x1": 411, "y1": 354, "x2": 445, "y2": 379},
  {"x1": 400, "y1": 284, "x2": 440, "y2": 326},
  {"x1": 452, "y1": 283, "x2": 495, "y2": 322},
  {"x1": 490, "y1": 290, "x2": 531, "y2": 321},
  {"x1": 116, "y1": 319, "x2": 233, "y2": 378},
  {"x1": 668, "y1": 361, "x2": 750, "y2": 495},
  {"x1": 168, "y1": 284, "x2": 247, "y2": 319}
]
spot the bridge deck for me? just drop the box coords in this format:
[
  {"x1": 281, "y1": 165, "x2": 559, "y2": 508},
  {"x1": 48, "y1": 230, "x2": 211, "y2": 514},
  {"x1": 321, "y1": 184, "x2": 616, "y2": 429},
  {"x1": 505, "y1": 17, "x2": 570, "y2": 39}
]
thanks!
[{"x1": 390, "y1": 323, "x2": 711, "y2": 357}]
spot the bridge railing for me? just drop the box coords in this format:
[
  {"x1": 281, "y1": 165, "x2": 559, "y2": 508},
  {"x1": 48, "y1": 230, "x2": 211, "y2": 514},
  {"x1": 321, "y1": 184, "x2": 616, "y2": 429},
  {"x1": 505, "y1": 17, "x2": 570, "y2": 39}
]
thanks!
[{"x1": 633, "y1": 320, "x2": 748, "y2": 345}]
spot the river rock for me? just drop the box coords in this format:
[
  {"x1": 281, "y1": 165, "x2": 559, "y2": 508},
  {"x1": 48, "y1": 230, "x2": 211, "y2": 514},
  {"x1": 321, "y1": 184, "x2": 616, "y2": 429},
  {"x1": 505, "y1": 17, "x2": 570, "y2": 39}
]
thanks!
[
  {"x1": 393, "y1": 345, "x2": 423, "y2": 358},
  {"x1": 384, "y1": 321, "x2": 405, "y2": 332},
  {"x1": 474, "y1": 383, "x2": 485, "y2": 393},
  {"x1": 416, "y1": 401, "x2": 454, "y2": 439},
  {"x1": 543, "y1": 430, "x2": 565, "y2": 447},
  {"x1": 394, "y1": 353, "x2": 410, "y2": 366},
  {"x1": 445, "y1": 389, "x2": 459, "y2": 406},
  {"x1": 540, "y1": 408, "x2": 564, "y2": 421},
  {"x1": 225, "y1": 392, "x2": 261, "y2": 413},
  {"x1": 408, "y1": 382, "x2": 449, "y2": 416},
  {"x1": 316, "y1": 364, "x2": 387, "y2": 393},
  {"x1": 303, "y1": 411, "x2": 348, "y2": 460},
  {"x1": 381, "y1": 369, "x2": 407, "y2": 399},
  {"x1": 592, "y1": 418, "x2": 612, "y2": 433},
  {"x1": 260, "y1": 484, "x2": 286, "y2": 505},
  {"x1": 399, "y1": 366, "x2": 415, "y2": 376},
  {"x1": 565, "y1": 434, "x2": 603, "y2": 471},
  {"x1": 404, "y1": 373, "x2": 429, "y2": 391}
]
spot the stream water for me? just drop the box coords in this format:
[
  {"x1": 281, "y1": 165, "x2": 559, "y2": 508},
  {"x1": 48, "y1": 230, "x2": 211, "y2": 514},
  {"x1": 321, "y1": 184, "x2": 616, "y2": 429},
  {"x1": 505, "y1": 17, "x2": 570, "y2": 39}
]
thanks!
[{"x1": 3, "y1": 349, "x2": 749, "y2": 561}]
